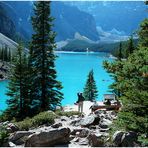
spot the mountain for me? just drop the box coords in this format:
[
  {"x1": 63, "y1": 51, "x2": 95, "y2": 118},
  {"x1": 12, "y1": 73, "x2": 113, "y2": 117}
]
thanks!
[
  {"x1": 0, "y1": 2, "x2": 16, "y2": 40},
  {"x1": 65, "y1": 1, "x2": 148, "y2": 35},
  {"x1": 0, "y1": 33, "x2": 18, "y2": 54},
  {"x1": 60, "y1": 37, "x2": 138, "y2": 54},
  {"x1": 0, "y1": 1, "x2": 99, "y2": 42}
]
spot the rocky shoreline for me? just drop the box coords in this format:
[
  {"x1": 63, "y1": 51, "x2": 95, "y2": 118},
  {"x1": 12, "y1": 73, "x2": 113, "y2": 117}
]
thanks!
[
  {"x1": 0, "y1": 61, "x2": 10, "y2": 81},
  {"x1": 0, "y1": 110, "x2": 139, "y2": 147}
]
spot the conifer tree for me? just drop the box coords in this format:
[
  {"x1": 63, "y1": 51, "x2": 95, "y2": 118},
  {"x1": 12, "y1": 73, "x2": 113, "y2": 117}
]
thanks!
[
  {"x1": 6, "y1": 44, "x2": 30, "y2": 119},
  {"x1": 0, "y1": 48, "x2": 2, "y2": 61},
  {"x1": 83, "y1": 70, "x2": 98, "y2": 101},
  {"x1": 4, "y1": 46, "x2": 8, "y2": 62},
  {"x1": 30, "y1": 1, "x2": 63, "y2": 112},
  {"x1": 103, "y1": 16, "x2": 148, "y2": 145},
  {"x1": 126, "y1": 36, "x2": 135, "y2": 57},
  {"x1": 117, "y1": 42, "x2": 123, "y2": 61},
  {"x1": 8, "y1": 48, "x2": 11, "y2": 62}
]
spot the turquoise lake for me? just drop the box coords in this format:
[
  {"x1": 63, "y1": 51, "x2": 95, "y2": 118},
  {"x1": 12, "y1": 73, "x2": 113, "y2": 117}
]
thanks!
[{"x1": 0, "y1": 52, "x2": 113, "y2": 111}]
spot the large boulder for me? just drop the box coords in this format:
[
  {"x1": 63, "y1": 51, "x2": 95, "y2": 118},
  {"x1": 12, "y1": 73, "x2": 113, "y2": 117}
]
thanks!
[
  {"x1": 80, "y1": 114, "x2": 100, "y2": 127},
  {"x1": 112, "y1": 131, "x2": 124, "y2": 146},
  {"x1": 6, "y1": 123, "x2": 19, "y2": 133},
  {"x1": 113, "y1": 131, "x2": 137, "y2": 146},
  {"x1": 99, "y1": 118, "x2": 112, "y2": 129},
  {"x1": 87, "y1": 133, "x2": 104, "y2": 147},
  {"x1": 9, "y1": 131, "x2": 34, "y2": 145},
  {"x1": 25, "y1": 127, "x2": 70, "y2": 147},
  {"x1": 121, "y1": 131, "x2": 138, "y2": 147}
]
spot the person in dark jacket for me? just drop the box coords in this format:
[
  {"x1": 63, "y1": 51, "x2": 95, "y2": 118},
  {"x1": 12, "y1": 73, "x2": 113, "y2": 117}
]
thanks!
[{"x1": 76, "y1": 92, "x2": 85, "y2": 113}]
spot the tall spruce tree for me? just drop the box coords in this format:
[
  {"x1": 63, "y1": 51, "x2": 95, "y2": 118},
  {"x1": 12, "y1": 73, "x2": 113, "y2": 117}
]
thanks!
[
  {"x1": 103, "y1": 16, "x2": 148, "y2": 146},
  {"x1": 83, "y1": 70, "x2": 98, "y2": 101},
  {"x1": 30, "y1": 1, "x2": 63, "y2": 112},
  {"x1": 6, "y1": 44, "x2": 30, "y2": 120}
]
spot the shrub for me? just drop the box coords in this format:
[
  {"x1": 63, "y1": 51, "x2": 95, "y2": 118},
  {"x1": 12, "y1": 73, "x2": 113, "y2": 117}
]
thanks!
[
  {"x1": 16, "y1": 111, "x2": 57, "y2": 130},
  {"x1": 55, "y1": 110, "x2": 81, "y2": 117},
  {"x1": 0, "y1": 126, "x2": 9, "y2": 146},
  {"x1": 16, "y1": 118, "x2": 33, "y2": 131},
  {"x1": 32, "y1": 111, "x2": 57, "y2": 127}
]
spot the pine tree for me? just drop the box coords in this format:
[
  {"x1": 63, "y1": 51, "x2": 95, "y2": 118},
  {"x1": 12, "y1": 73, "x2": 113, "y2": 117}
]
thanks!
[
  {"x1": 103, "y1": 16, "x2": 148, "y2": 145},
  {"x1": 0, "y1": 48, "x2": 2, "y2": 61},
  {"x1": 29, "y1": 1, "x2": 63, "y2": 112},
  {"x1": 83, "y1": 70, "x2": 98, "y2": 101},
  {"x1": 8, "y1": 48, "x2": 11, "y2": 62},
  {"x1": 126, "y1": 36, "x2": 135, "y2": 57},
  {"x1": 6, "y1": 44, "x2": 30, "y2": 120},
  {"x1": 117, "y1": 42, "x2": 123, "y2": 61}
]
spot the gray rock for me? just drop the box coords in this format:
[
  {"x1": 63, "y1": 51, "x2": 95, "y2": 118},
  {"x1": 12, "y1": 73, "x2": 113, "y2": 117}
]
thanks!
[
  {"x1": 70, "y1": 118, "x2": 81, "y2": 126},
  {"x1": 78, "y1": 138, "x2": 89, "y2": 145},
  {"x1": 99, "y1": 128, "x2": 110, "y2": 132},
  {"x1": 60, "y1": 116, "x2": 69, "y2": 121},
  {"x1": 80, "y1": 114, "x2": 100, "y2": 127},
  {"x1": 121, "y1": 131, "x2": 138, "y2": 147},
  {"x1": 9, "y1": 131, "x2": 34, "y2": 145},
  {"x1": 7, "y1": 123, "x2": 19, "y2": 133},
  {"x1": 8, "y1": 142, "x2": 16, "y2": 147},
  {"x1": 112, "y1": 131, "x2": 124, "y2": 146},
  {"x1": 70, "y1": 128, "x2": 83, "y2": 135},
  {"x1": 51, "y1": 122, "x2": 62, "y2": 128},
  {"x1": 78, "y1": 129, "x2": 90, "y2": 138},
  {"x1": 25, "y1": 127, "x2": 70, "y2": 147},
  {"x1": 88, "y1": 133, "x2": 104, "y2": 147},
  {"x1": 89, "y1": 125, "x2": 97, "y2": 130},
  {"x1": 71, "y1": 137, "x2": 79, "y2": 142},
  {"x1": 99, "y1": 118, "x2": 112, "y2": 129},
  {"x1": 2, "y1": 121, "x2": 9, "y2": 126}
]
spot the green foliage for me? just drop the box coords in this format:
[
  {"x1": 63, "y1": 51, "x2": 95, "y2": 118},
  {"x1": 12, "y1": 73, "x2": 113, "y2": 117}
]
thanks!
[
  {"x1": 29, "y1": 1, "x2": 63, "y2": 113},
  {"x1": 117, "y1": 42, "x2": 123, "y2": 61},
  {"x1": 138, "y1": 18, "x2": 148, "y2": 47},
  {"x1": 0, "y1": 46, "x2": 11, "y2": 62},
  {"x1": 103, "y1": 16, "x2": 148, "y2": 145},
  {"x1": 16, "y1": 111, "x2": 57, "y2": 130},
  {"x1": 55, "y1": 110, "x2": 81, "y2": 117},
  {"x1": 15, "y1": 110, "x2": 81, "y2": 131},
  {"x1": 83, "y1": 70, "x2": 98, "y2": 101},
  {"x1": 0, "y1": 126, "x2": 9, "y2": 146},
  {"x1": 138, "y1": 134, "x2": 148, "y2": 146},
  {"x1": 6, "y1": 44, "x2": 30, "y2": 120},
  {"x1": 125, "y1": 35, "x2": 135, "y2": 57}
]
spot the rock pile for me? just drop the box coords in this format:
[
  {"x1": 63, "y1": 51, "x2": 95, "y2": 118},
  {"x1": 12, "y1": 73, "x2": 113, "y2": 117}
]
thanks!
[{"x1": 0, "y1": 110, "x2": 139, "y2": 147}]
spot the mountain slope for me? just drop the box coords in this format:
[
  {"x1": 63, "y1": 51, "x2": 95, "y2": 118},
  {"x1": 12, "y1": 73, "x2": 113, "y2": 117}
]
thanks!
[
  {"x1": 66, "y1": 1, "x2": 148, "y2": 35},
  {"x1": 0, "y1": 33, "x2": 17, "y2": 53},
  {"x1": 0, "y1": 2, "x2": 16, "y2": 40},
  {"x1": 0, "y1": 1, "x2": 99, "y2": 42}
]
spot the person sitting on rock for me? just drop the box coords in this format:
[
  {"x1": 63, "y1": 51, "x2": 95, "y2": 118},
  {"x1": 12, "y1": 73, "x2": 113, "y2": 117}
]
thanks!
[{"x1": 104, "y1": 99, "x2": 111, "y2": 106}]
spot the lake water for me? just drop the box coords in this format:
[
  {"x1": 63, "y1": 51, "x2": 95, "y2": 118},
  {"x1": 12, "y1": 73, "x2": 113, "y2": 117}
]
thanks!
[{"x1": 0, "y1": 52, "x2": 113, "y2": 111}]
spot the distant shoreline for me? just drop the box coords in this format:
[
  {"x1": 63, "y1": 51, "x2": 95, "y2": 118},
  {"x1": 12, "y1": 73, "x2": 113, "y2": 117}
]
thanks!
[
  {"x1": 55, "y1": 50, "x2": 117, "y2": 59},
  {"x1": 0, "y1": 78, "x2": 8, "y2": 82}
]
